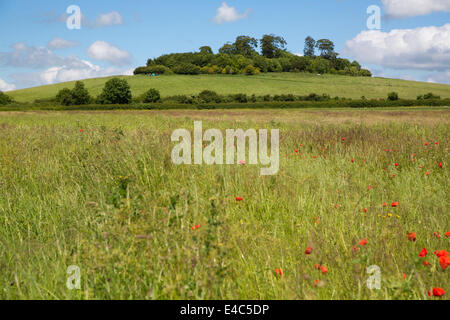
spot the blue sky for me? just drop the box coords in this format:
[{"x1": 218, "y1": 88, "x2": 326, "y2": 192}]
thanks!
[{"x1": 0, "y1": 0, "x2": 449, "y2": 90}]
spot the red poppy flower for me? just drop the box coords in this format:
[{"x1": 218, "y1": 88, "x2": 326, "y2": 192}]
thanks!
[
  {"x1": 382, "y1": 202, "x2": 387, "y2": 207},
  {"x1": 368, "y1": 185, "x2": 373, "y2": 190},
  {"x1": 434, "y1": 250, "x2": 449, "y2": 258},
  {"x1": 235, "y1": 197, "x2": 243, "y2": 202},
  {"x1": 295, "y1": 149, "x2": 298, "y2": 153},
  {"x1": 391, "y1": 202, "x2": 399, "y2": 207},
  {"x1": 359, "y1": 238, "x2": 368, "y2": 246},
  {"x1": 351, "y1": 159, "x2": 355, "y2": 163},
  {"x1": 439, "y1": 256, "x2": 450, "y2": 270},
  {"x1": 439, "y1": 162, "x2": 443, "y2": 168},
  {"x1": 304, "y1": 247, "x2": 313, "y2": 255},
  {"x1": 362, "y1": 208, "x2": 368, "y2": 213},
  {"x1": 407, "y1": 232, "x2": 417, "y2": 242},
  {"x1": 424, "y1": 142, "x2": 429, "y2": 146},
  {"x1": 394, "y1": 163, "x2": 399, "y2": 167},
  {"x1": 320, "y1": 266, "x2": 328, "y2": 274},
  {"x1": 341, "y1": 137, "x2": 346, "y2": 141},
  {"x1": 403, "y1": 273, "x2": 407, "y2": 280},
  {"x1": 433, "y1": 232, "x2": 440, "y2": 239},
  {"x1": 192, "y1": 224, "x2": 201, "y2": 231},
  {"x1": 313, "y1": 264, "x2": 321, "y2": 270},
  {"x1": 431, "y1": 288, "x2": 446, "y2": 297},
  {"x1": 435, "y1": 142, "x2": 439, "y2": 145},
  {"x1": 445, "y1": 231, "x2": 450, "y2": 238},
  {"x1": 419, "y1": 248, "x2": 427, "y2": 258},
  {"x1": 425, "y1": 171, "x2": 430, "y2": 176},
  {"x1": 423, "y1": 261, "x2": 431, "y2": 266},
  {"x1": 274, "y1": 268, "x2": 283, "y2": 276}
]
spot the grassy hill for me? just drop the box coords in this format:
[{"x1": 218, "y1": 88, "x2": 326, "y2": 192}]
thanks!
[{"x1": 8, "y1": 73, "x2": 450, "y2": 103}]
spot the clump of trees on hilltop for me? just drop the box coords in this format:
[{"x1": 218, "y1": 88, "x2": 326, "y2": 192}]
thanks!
[{"x1": 134, "y1": 35, "x2": 372, "y2": 77}]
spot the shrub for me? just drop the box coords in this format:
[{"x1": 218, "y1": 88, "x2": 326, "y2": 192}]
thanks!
[
  {"x1": 134, "y1": 65, "x2": 171, "y2": 75},
  {"x1": 387, "y1": 92, "x2": 399, "y2": 101},
  {"x1": 242, "y1": 65, "x2": 260, "y2": 75},
  {"x1": 71, "y1": 81, "x2": 91, "y2": 105},
  {"x1": 143, "y1": 88, "x2": 161, "y2": 103},
  {"x1": 173, "y1": 63, "x2": 201, "y2": 75},
  {"x1": 232, "y1": 93, "x2": 248, "y2": 103},
  {"x1": 56, "y1": 88, "x2": 74, "y2": 106},
  {"x1": 422, "y1": 92, "x2": 440, "y2": 100},
  {"x1": 97, "y1": 78, "x2": 132, "y2": 104},
  {"x1": 0, "y1": 91, "x2": 13, "y2": 105},
  {"x1": 198, "y1": 90, "x2": 221, "y2": 103}
]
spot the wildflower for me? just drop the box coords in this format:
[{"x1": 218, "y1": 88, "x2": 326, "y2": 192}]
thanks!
[
  {"x1": 351, "y1": 245, "x2": 359, "y2": 253},
  {"x1": 424, "y1": 142, "x2": 429, "y2": 146},
  {"x1": 423, "y1": 261, "x2": 431, "y2": 267},
  {"x1": 430, "y1": 288, "x2": 445, "y2": 297},
  {"x1": 362, "y1": 208, "x2": 368, "y2": 213},
  {"x1": 274, "y1": 268, "x2": 283, "y2": 277},
  {"x1": 434, "y1": 250, "x2": 449, "y2": 258},
  {"x1": 320, "y1": 266, "x2": 328, "y2": 274},
  {"x1": 351, "y1": 158, "x2": 355, "y2": 163},
  {"x1": 439, "y1": 256, "x2": 450, "y2": 270},
  {"x1": 433, "y1": 232, "x2": 440, "y2": 239},
  {"x1": 387, "y1": 213, "x2": 393, "y2": 217},
  {"x1": 342, "y1": 137, "x2": 346, "y2": 141},
  {"x1": 313, "y1": 264, "x2": 321, "y2": 270},
  {"x1": 239, "y1": 160, "x2": 246, "y2": 165},
  {"x1": 391, "y1": 202, "x2": 399, "y2": 207},
  {"x1": 419, "y1": 248, "x2": 427, "y2": 258},
  {"x1": 359, "y1": 238, "x2": 368, "y2": 246},
  {"x1": 425, "y1": 171, "x2": 430, "y2": 176},
  {"x1": 403, "y1": 273, "x2": 407, "y2": 280},
  {"x1": 445, "y1": 231, "x2": 450, "y2": 238},
  {"x1": 235, "y1": 197, "x2": 243, "y2": 202},
  {"x1": 407, "y1": 232, "x2": 417, "y2": 242},
  {"x1": 192, "y1": 224, "x2": 201, "y2": 231},
  {"x1": 382, "y1": 202, "x2": 387, "y2": 207},
  {"x1": 305, "y1": 247, "x2": 313, "y2": 255},
  {"x1": 368, "y1": 185, "x2": 373, "y2": 190},
  {"x1": 438, "y1": 162, "x2": 443, "y2": 168},
  {"x1": 394, "y1": 163, "x2": 399, "y2": 167},
  {"x1": 435, "y1": 142, "x2": 439, "y2": 145}
]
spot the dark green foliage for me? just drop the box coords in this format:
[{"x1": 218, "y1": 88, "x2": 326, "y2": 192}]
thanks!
[
  {"x1": 71, "y1": 81, "x2": 91, "y2": 105},
  {"x1": 97, "y1": 78, "x2": 132, "y2": 104},
  {"x1": 418, "y1": 92, "x2": 440, "y2": 100},
  {"x1": 56, "y1": 88, "x2": 74, "y2": 106},
  {"x1": 134, "y1": 35, "x2": 370, "y2": 78},
  {"x1": 0, "y1": 91, "x2": 13, "y2": 105},
  {"x1": 387, "y1": 92, "x2": 399, "y2": 101},
  {"x1": 198, "y1": 90, "x2": 221, "y2": 103},
  {"x1": 143, "y1": 88, "x2": 161, "y2": 103}
]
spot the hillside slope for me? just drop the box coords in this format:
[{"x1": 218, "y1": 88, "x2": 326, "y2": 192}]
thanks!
[{"x1": 8, "y1": 73, "x2": 450, "y2": 103}]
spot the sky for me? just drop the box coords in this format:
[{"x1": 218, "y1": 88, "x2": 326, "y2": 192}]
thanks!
[{"x1": 0, "y1": 0, "x2": 449, "y2": 91}]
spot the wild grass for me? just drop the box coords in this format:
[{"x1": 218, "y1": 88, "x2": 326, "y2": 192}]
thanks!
[
  {"x1": 0, "y1": 109, "x2": 448, "y2": 300},
  {"x1": 7, "y1": 73, "x2": 450, "y2": 103}
]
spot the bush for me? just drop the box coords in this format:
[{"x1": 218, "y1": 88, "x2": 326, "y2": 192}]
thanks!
[
  {"x1": 71, "y1": 81, "x2": 91, "y2": 105},
  {"x1": 134, "y1": 65, "x2": 171, "y2": 75},
  {"x1": 0, "y1": 91, "x2": 13, "y2": 105},
  {"x1": 143, "y1": 88, "x2": 161, "y2": 103},
  {"x1": 242, "y1": 65, "x2": 260, "y2": 75},
  {"x1": 232, "y1": 93, "x2": 248, "y2": 103},
  {"x1": 56, "y1": 88, "x2": 74, "y2": 106},
  {"x1": 173, "y1": 63, "x2": 201, "y2": 75},
  {"x1": 387, "y1": 92, "x2": 399, "y2": 101},
  {"x1": 97, "y1": 78, "x2": 132, "y2": 104},
  {"x1": 198, "y1": 90, "x2": 221, "y2": 103},
  {"x1": 422, "y1": 92, "x2": 440, "y2": 100}
]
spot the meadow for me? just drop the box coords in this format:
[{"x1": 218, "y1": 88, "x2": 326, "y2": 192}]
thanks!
[
  {"x1": 8, "y1": 73, "x2": 450, "y2": 103},
  {"x1": 0, "y1": 108, "x2": 448, "y2": 300}
]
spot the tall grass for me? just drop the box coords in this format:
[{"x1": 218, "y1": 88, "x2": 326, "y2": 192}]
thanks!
[{"x1": 0, "y1": 110, "x2": 448, "y2": 299}]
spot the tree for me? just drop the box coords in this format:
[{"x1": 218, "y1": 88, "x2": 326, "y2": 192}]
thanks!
[
  {"x1": 316, "y1": 39, "x2": 337, "y2": 60},
  {"x1": 0, "y1": 91, "x2": 13, "y2": 105},
  {"x1": 199, "y1": 46, "x2": 213, "y2": 54},
  {"x1": 304, "y1": 36, "x2": 316, "y2": 57},
  {"x1": 56, "y1": 88, "x2": 74, "y2": 106},
  {"x1": 218, "y1": 43, "x2": 235, "y2": 55},
  {"x1": 387, "y1": 92, "x2": 399, "y2": 101},
  {"x1": 233, "y1": 36, "x2": 258, "y2": 57},
  {"x1": 71, "y1": 81, "x2": 91, "y2": 105},
  {"x1": 143, "y1": 88, "x2": 161, "y2": 103},
  {"x1": 198, "y1": 90, "x2": 221, "y2": 103},
  {"x1": 97, "y1": 78, "x2": 132, "y2": 104},
  {"x1": 260, "y1": 34, "x2": 287, "y2": 58}
]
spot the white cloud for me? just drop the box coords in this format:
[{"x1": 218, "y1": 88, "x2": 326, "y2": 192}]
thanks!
[
  {"x1": 344, "y1": 23, "x2": 450, "y2": 71},
  {"x1": 48, "y1": 38, "x2": 79, "y2": 50},
  {"x1": 87, "y1": 41, "x2": 131, "y2": 66},
  {"x1": 213, "y1": 2, "x2": 251, "y2": 24},
  {"x1": 382, "y1": 0, "x2": 450, "y2": 18},
  {"x1": 0, "y1": 78, "x2": 16, "y2": 91},
  {"x1": 94, "y1": 11, "x2": 123, "y2": 27}
]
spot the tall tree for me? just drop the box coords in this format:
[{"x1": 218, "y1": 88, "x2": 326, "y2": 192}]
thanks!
[
  {"x1": 260, "y1": 34, "x2": 287, "y2": 58},
  {"x1": 218, "y1": 43, "x2": 235, "y2": 55},
  {"x1": 315, "y1": 39, "x2": 337, "y2": 60},
  {"x1": 199, "y1": 46, "x2": 213, "y2": 54},
  {"x1": 304, "y1": 36, "x2": 316, "y2": 57},
  {"x1": 233, "y1": 36, "x2": 258, "y2": 57}
]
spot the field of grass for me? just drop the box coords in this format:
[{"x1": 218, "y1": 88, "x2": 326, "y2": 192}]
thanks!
[
  {"x1": 7, "y1": 73, "x2": 450, "y2": 103},
  {"x1": 0, "y1": 108, "x2": 448, "y2": 300}
]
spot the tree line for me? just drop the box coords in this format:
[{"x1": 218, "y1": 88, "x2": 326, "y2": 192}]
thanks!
[{"x1": 133, "y1": 35, "x2": 372, "y2": 77}]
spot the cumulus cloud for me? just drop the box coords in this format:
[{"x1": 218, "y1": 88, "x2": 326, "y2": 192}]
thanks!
[
  {"x1": 41, "y1": 11, "x2": 123, "y2": 28},
  {"x1": 213, "y1": 2, "x2": 251, "y2": 24},
  {"x1": 382, "y1": 0, "x2": 450, "y2": 18},
  {"x1": 48, "y1": 38, "x2": 79, "y2": 50},
  {"x1": 87, "y1": 41, "x2": 131, "y2": 66},
  {"x1": 0, "y1": 78, "x2": 16, "y2": 91},
  {"x1": 344, "y1": 23, "x2": 450, "y2": 71}
]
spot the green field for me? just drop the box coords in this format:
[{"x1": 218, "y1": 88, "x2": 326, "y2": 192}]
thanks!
[
  {"x1": 0, "y1": 109, "x2": 448, "y2": 299},
  {"x1": 8, "y1": 73, "x2": 450, "y2": 103}
]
